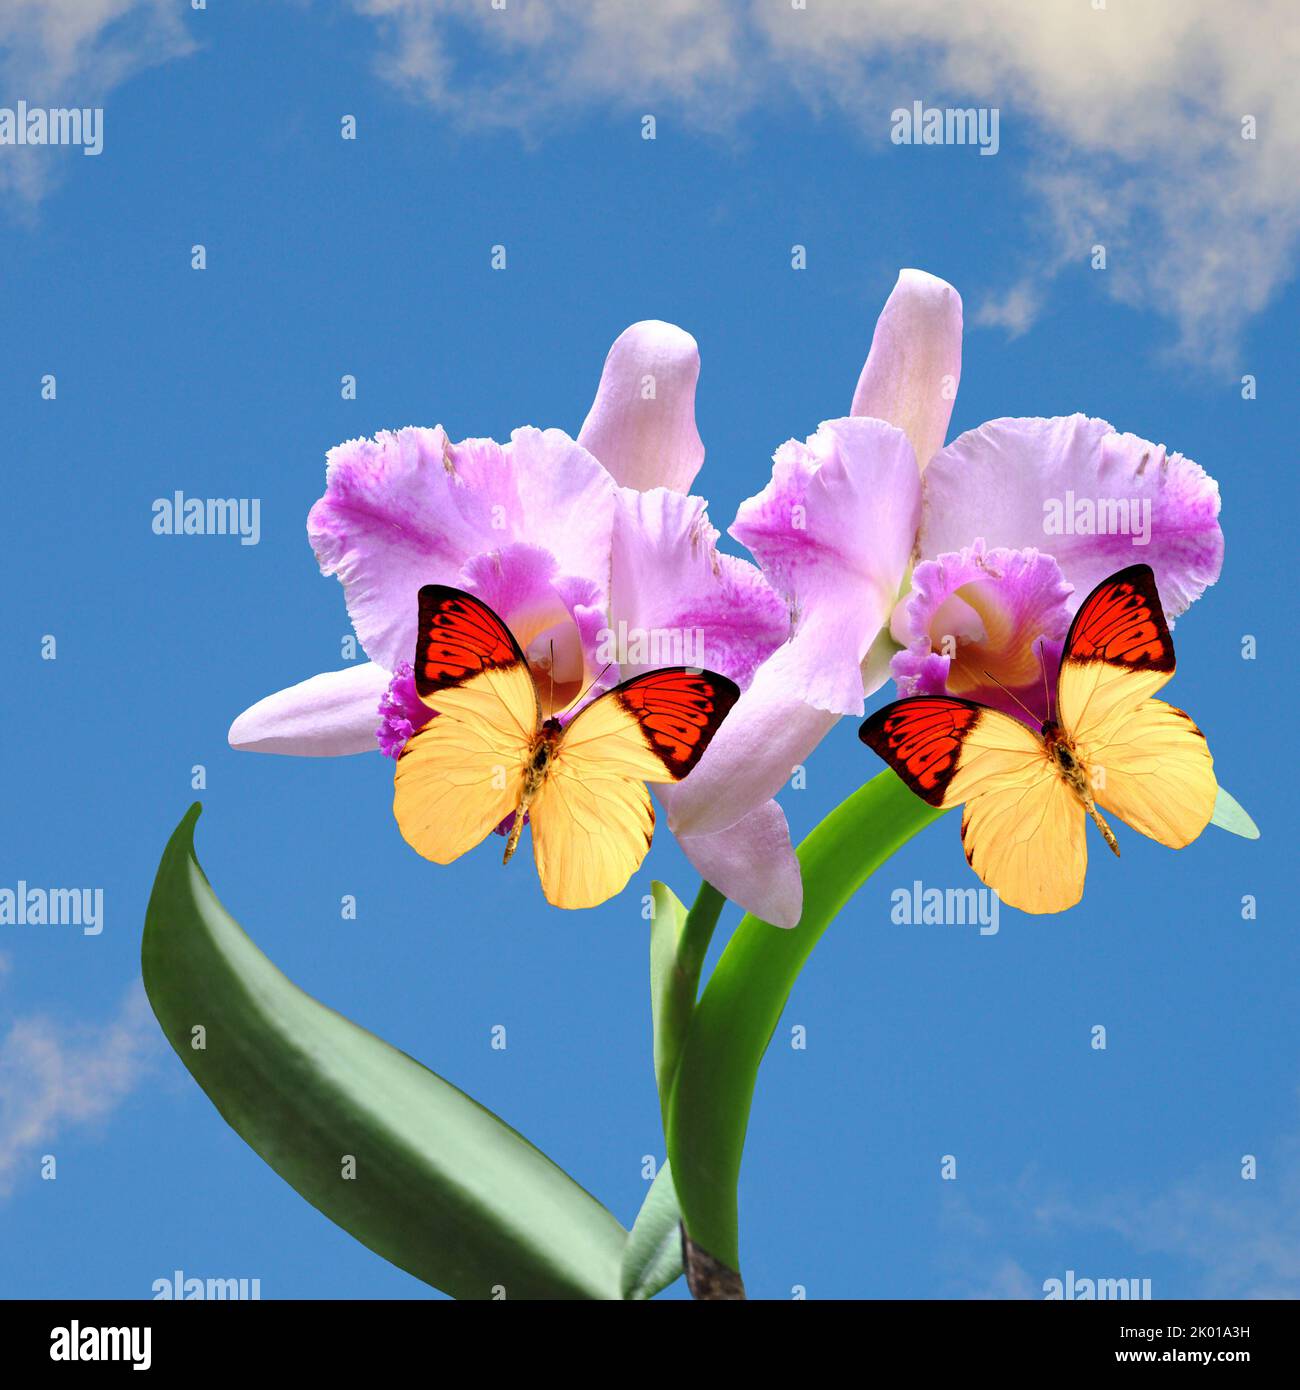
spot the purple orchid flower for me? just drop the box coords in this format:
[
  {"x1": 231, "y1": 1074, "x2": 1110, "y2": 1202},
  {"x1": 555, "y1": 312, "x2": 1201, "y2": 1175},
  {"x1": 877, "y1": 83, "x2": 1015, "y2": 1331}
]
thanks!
[
  {"x1": 228, "y1": 322, "x2": 803, "y2": 924},
  {"x1": 896, "y1": 413, "x2": 1223, "y2": 722},
  {"x1": 664, "y1": 269, "x2": 1224, "y2": 847}
]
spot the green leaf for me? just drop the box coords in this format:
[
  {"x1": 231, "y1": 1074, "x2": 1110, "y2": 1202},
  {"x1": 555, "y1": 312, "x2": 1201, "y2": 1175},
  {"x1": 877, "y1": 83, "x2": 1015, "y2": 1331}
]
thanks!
[
  {"x1": 620, "y1": 1161, "x2": 684, "y2": 1300},
  {"x1": 649, "y1": 881, "x2": 724, "y2": 1130},
  {"x1": 1210, "y1": 783, "x2": 1261, "y2": 839},
  {"x1": 666, "y1": 772, "x2": 945, "y2": 1273},
  {"x1": 142, "y1": 804, "x2": 626, "y2": 1301}
]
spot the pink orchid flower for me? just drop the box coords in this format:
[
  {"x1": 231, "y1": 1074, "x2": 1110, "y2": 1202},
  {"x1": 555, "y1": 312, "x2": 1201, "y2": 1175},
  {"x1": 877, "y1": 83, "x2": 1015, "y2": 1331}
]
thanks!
[
  {"x1": 664, "y1": 270, "x2": 1223, "y2": 846},
  {"x1": 228, "y1": 322, "x2": 806, "y2": 924}
]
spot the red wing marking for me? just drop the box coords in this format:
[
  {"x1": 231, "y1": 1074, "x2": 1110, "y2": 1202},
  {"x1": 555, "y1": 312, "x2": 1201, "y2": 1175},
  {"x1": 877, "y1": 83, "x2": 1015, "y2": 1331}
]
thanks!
[
  {"x1": 413, "y1": 585, "x2": 529, "y2": 698},
  {"x1": 1062, "y1": 564, "x2": 1174, "y2": 673},
  {"x1": 611, "y1": 668, "x2": 740, "y2": 779},
  {"x1": 859, "y1": 697, "x2": 984, "y2": 806}
]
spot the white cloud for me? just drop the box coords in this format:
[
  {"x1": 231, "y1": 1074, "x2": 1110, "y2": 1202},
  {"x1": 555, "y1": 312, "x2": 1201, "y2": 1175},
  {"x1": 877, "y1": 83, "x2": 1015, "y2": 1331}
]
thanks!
[
  {"x1": 974, "y1": 283, "x2": 1042, "y2": 339},
  {"x1": 0, "y1": 981, "x2": 159, "y2": 1196},
  {"x1": 353, "y1": 0, "x2": 751, "y2": 129},
  {"x1": 1027, "y1": 1139, "x2": 1300, "y2": 1300},
  {"x1": 940, "y1": 1124, "x2": 1300, "y2": 1300},
  {"x1": 353, "y1": 0, "x2": 1298, "y2": 368},
  {"x1": 0, "y1": 0, "x2": 193, "y2": 205}
]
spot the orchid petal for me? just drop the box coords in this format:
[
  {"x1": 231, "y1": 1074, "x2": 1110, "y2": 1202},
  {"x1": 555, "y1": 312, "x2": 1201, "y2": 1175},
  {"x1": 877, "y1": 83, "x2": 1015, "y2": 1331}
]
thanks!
[
  {"x1": 578, "y1": 321, "x2": 705, "y2": 493},
  {"x1": 228, "y1": 664, "x2": 389, "y2": 756},
  {"x1": 609, "y1": 487, "x2": 787, "y2": 688},
  {"x1": 921, "y1": 416, "x2": 1223, "y2": 619},
  {"x1": 667, "y1": 417, "x2": 920, "y2": 838},
  {"x1": 308, "y1": 426, "x2": 616, "y2": 670},
  {"x1": 674, "y1": 799, "x2": 803, "y2": 930},
  {"x1": 860, "y1": 626, "x2": 902, "y2": 703},
  {"x1": 851, "y1": 269, "x2": 963, "y2": 473},
  {"x1": 889, "y1": 542, "x2": 1073, "y2": 724},
  {"x1": 731, "y1": 416, "x2": 921, "y2": 714}
]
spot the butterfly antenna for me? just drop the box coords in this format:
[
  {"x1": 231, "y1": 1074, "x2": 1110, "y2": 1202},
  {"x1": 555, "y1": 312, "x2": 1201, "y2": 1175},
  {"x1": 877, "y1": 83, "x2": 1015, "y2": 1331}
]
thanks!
[
  {"x1": 568, "y1": 661, "x2": 615, "y2": 713},
  {"x1": 548, "y1": 639, "x2": 555, "y2": 715},
  {"x1": 954, "y1": 656, "x2": 1041, "y2": 724},
  {"x1": 1038, "y1": 640, "x2": 1053, "y2": 723}
]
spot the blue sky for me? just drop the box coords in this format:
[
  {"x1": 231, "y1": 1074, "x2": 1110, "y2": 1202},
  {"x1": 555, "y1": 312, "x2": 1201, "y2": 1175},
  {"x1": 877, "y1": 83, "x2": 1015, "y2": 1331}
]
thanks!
[{"x1": 1, "y1": 1, "x2": 1296, "y2": 1300}]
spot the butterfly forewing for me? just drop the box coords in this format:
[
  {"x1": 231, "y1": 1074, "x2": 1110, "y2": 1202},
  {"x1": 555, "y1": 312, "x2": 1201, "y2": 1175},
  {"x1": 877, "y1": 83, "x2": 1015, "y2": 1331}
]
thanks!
[
  {"x1": 1056, "y1": 563, "x2": 1174, "y2": 738},
  {"x1": 412, "y1": 584, "x2": 542, "y2": 731},
  {"x1": 394, "y1": 587, "x2": 540, "y2": 866},
  {"x1": 859, "y1": 697, "x2": 1047, "y2": 809},
  {"x1": 559, "y1": 669, "x2": 741, "y2": 782},
  {"x1": 1057, "y1": 565, "x2": 1215, "y2": 848}
]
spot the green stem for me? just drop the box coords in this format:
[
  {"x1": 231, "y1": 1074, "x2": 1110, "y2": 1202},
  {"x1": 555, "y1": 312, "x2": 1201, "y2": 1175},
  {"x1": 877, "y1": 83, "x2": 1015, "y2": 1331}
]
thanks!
[
  {"x1": 654, "y1": 881, "x2": 727, "y2": 1136},
  {"x1": 680, "y1": 881, "x2": 726, "y2": 990},
  {"x1": 666, "y1": 771, "x2": 946, "y2": 1273}
]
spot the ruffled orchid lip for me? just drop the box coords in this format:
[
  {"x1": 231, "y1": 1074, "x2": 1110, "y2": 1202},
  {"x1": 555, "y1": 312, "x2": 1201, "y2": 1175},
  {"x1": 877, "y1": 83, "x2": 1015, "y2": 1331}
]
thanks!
[
  {"x1": 889, "y1": 541, "x2": 1073, "y2": 726},
  {"x1": 919, "y1": 415, "x2": 1223, "y2": 623},
  {"x1": 376, "y1": 662, "x2": 431, "y2": 759}
]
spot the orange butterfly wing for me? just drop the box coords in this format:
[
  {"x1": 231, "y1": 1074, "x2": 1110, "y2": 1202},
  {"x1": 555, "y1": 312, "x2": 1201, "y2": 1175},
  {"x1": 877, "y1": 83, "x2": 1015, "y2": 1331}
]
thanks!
[{"x1": 1063, "y1": 562, "x2": 1175, "y2": 669}]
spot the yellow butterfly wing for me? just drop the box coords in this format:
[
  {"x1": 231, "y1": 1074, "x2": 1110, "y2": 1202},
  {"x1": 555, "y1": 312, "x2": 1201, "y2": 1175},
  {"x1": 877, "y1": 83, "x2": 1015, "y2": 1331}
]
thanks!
[
  {"x1": 957, "y1": 758, "x2": 1087, "y2": 914},
  {"x1": 1057, "y1": 565, "x2": 1215, "y2": 849},
  {"x1": 392, "y1": 586, "x2": 539, "y2": 865},
  {"x1": 1086, "y1": 698, "x2": 1215, "y2": 849},
  {"x1": 531, "y1": 669, "x2": 740, "y2": 910},
  {"x1": 529, "y1": 769, "x2": 655, "y2": 911},
  {"x1": 859, "y1": 697, "x2": 1086, "y2": 913}
]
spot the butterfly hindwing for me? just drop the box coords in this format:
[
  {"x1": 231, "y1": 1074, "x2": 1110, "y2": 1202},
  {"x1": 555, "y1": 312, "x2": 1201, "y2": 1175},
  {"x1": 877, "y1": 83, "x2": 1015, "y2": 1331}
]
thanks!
[
  {"x1": 393, "y1": 712, "x2": 528, "y2": 865},
  {"x1": 1088, "y1": 698, "x2": 1216, "y2": 849},
  {"x1": 959, "y1": 762, "x2": 1088, "y2": 914},
  {"x1": 529, "y1": 769, "x2": 656, "y2": 911},
  {"x1": 394, "y1": 586, "x2": 540, "y2": 866}
]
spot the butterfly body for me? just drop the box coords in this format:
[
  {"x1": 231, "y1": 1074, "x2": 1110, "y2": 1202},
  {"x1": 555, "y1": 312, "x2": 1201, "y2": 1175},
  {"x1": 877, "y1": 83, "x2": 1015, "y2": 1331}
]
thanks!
[
  {"x1": 862, "y1": 565, "x2": 1212, "y2": 913},
  {"x1": 501, "y1": 717, "x2": 564, "y2": 864},
  {"x1": 394, "y1": 586, "x2": 739, "y2": 909},
  {"x1": 1040, "y1": 719, "x2": 1120, "y2": 856}
]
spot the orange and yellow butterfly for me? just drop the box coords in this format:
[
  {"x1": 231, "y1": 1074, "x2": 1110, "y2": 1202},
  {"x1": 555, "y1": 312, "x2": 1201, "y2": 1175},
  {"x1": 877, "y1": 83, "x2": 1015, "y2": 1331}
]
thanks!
[
  {"x1": 859, "y1": 564, "x2": 1216, "y2": 914},
  {"x1": 393, "y1": 585, "x2": 740, "y2": 910}
]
